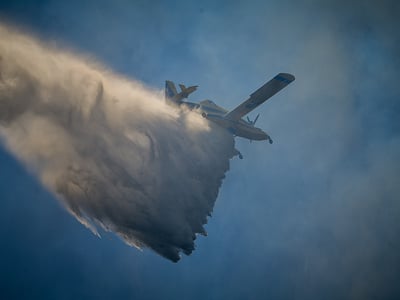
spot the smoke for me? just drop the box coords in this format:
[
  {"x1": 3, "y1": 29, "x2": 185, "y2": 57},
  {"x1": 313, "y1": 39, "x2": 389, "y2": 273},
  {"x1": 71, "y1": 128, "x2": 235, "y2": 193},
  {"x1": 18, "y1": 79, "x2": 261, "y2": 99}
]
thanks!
[{"x1": 0, "y1": 23, "x2": 236, "y2": 262}]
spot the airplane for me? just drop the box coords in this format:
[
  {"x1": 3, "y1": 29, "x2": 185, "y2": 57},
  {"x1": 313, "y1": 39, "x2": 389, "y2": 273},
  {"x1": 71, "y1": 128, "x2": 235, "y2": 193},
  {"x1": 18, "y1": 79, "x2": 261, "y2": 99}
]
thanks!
[{"x1": 165, "y1": 73, "x2": 295, "y2": 158}]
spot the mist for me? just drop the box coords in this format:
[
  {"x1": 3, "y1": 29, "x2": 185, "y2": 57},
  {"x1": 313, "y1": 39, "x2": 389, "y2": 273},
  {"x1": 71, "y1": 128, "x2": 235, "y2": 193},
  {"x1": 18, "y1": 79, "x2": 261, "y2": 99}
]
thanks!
[{"x1": 0, "y1": 23, "x2": 236, "y2": 262}]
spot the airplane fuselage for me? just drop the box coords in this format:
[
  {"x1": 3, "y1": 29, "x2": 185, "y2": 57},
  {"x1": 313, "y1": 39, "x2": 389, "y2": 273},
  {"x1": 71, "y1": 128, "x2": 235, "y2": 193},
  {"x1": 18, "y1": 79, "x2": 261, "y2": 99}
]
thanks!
[
  {"x1": 182, "y1": 100, "x2": 269, "y2": 141},
  {"x1": 205, "y1": 114, "x2": 269, "y2": 140}
]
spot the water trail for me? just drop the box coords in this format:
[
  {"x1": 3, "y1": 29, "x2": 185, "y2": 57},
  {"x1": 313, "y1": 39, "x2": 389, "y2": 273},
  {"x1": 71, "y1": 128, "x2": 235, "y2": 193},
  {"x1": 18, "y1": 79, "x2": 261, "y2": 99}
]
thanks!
[{"x1": 0, "y1": 24, "x2": 235, "y2": 262}]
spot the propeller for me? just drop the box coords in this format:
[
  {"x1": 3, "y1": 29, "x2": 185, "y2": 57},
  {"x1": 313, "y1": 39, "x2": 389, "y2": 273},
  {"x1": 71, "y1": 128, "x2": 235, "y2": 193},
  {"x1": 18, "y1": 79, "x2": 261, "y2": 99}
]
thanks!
[{"x1": 246, "y1": 113, "x2": 260, "y2": 126}]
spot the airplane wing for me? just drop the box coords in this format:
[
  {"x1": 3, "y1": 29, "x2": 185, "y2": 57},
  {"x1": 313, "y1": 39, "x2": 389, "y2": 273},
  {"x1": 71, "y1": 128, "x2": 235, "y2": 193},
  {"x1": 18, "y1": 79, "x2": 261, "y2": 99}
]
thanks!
[{"x1": 224, "y1": 73, "x2": 295, "y2": 120}]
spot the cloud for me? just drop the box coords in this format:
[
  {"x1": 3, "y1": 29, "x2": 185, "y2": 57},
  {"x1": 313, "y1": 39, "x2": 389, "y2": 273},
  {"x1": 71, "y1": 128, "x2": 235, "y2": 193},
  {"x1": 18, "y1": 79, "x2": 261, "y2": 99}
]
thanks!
[{"x1": 0, "y1": 23, "x2": 236, "y2": 262}]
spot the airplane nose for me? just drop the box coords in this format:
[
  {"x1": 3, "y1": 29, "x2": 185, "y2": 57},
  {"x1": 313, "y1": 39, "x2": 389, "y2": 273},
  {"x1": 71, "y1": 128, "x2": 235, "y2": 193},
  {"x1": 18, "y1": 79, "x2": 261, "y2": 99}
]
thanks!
[{"x1": 258, "y1": 131, "x2": 270, "y2": 141}]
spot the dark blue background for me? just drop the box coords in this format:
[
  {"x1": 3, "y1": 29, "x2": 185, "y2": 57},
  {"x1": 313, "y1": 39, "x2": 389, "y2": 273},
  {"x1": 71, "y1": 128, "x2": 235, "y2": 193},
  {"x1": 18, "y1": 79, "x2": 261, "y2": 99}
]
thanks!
[{"x1": 1, "y1": 1, "x2": 399, "y2": 299}]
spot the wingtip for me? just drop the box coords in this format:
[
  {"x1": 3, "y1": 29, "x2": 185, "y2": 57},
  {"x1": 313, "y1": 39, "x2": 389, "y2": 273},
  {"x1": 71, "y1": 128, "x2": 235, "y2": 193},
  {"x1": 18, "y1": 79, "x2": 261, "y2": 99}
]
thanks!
[{"x1": 278, "y1": 73, "x2": 295, "y2": 82}]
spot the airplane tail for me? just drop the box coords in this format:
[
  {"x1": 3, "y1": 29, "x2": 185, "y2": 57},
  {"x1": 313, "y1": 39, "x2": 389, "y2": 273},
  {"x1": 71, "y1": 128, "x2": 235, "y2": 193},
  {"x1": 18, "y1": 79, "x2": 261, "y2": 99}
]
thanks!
[
  {"x1": 165, "y1": 80, "x2": 198, "y2": 105},
  {"x1": 165, "y1": 80, "x2": 178, "y2": 100}
]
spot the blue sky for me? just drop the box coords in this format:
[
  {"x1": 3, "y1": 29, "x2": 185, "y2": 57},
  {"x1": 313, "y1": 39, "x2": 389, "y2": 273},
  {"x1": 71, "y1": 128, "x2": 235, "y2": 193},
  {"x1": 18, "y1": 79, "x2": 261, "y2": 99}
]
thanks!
[{"x1": 1, "y1": 0, "x2": 400, "y2": 299}]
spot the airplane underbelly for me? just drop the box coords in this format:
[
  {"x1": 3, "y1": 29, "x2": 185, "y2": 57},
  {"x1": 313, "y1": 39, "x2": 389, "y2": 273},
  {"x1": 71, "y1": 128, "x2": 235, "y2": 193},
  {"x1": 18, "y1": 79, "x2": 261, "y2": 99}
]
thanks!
[
  {"x1": 205, "y1": 114, "x2": 268, "y2": 140},
  {"x1": 234, "y1": 126, "x2": 268, "y2": 140}
]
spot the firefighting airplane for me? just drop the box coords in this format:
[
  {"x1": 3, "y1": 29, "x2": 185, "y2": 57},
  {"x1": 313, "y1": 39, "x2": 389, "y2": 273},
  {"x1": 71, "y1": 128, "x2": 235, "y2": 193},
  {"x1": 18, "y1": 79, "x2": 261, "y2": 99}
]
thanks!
[{"x1": 165, "y1": 73, "x2": 295, "y2": 157}]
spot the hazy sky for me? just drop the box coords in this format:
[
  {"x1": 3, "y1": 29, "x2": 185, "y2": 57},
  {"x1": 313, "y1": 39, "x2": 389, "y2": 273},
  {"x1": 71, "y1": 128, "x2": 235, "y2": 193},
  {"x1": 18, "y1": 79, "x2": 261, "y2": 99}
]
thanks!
[{"x1": 1, "y1": 1, "x2": 399, "y2": 299}]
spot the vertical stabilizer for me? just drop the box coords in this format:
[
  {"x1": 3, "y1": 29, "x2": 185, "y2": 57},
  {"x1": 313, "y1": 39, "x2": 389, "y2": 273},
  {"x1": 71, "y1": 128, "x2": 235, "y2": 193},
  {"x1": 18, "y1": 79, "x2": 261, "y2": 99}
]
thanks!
[{"x1": 165, "y1": 80, "x2": 178, "y2": 100}]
